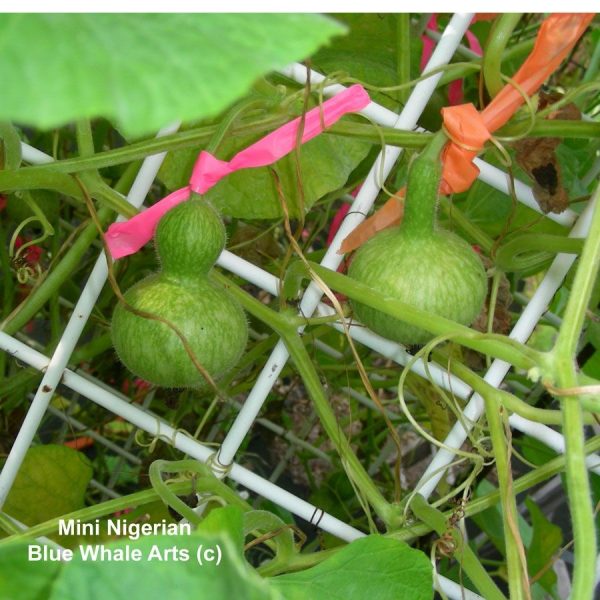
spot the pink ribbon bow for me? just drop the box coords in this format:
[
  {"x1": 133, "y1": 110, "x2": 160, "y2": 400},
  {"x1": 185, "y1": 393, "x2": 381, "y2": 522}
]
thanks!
[{"x1": 106, "y1": 84, "x2": 371, "y2": 259}]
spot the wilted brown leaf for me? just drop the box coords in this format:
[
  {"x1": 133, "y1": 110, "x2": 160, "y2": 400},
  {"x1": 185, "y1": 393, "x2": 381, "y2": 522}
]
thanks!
[{"x1": 513, "y1": 92, "x2": 581, "y2": 214}]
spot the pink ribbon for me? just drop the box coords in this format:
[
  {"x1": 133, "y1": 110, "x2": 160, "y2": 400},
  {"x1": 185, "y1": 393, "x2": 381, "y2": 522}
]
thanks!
[
  {"x1": 106, "y1": 84, "x2": 371, "y2": 259},
  {"x1": 421, "y1": 15, "x2": 482, "y2": 105}
]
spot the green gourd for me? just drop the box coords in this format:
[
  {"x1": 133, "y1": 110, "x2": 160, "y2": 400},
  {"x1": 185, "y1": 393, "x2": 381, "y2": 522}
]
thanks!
[
  {"x1": 111, "y1": 194, "x2": 248, "y2": 388},
  {"x1": 348, "y1": 134, "x2": 488, "y2": 345}
]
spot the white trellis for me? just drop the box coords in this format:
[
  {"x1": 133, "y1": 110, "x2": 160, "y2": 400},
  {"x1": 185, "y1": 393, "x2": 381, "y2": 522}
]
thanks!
[{"x1": 1, "y1": 13, "x2": 598, "y2": 600}]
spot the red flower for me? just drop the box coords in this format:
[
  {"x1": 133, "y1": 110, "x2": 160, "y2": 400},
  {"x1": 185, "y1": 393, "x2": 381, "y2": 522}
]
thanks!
[{"x1": 14, "y1": 236, "x2": 43, "y2": 265}]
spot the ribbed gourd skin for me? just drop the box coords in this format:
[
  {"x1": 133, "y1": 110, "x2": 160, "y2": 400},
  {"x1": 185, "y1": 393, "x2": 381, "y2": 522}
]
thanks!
[
  {"x1": 348, "y1": 228, "x2": 487, "y2": 345},
  {"x1": 111, "y1": 197, "x2": 248, "y2": 389}
]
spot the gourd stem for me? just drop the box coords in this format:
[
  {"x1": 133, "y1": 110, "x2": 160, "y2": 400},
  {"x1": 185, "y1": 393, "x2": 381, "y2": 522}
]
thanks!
[
  {"x1": 400, "y1": 130, "x2": 447, "y2": 237},
  {"x1": 204, "y1": 96, "x2": 264, "y2": 155}
]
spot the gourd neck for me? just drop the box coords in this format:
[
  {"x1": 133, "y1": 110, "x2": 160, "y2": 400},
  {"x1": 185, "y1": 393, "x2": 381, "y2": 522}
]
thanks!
[
  {"x1": 156, "y1": 193, "x2": 226, "y2": 279},
  {"x1": 400, "y1": 132, "x2": 447, "y2": 238}
]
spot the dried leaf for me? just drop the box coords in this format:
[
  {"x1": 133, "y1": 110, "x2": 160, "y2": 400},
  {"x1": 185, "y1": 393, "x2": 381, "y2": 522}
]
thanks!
[{"x1": 513, "y1": 92, "x2": 581, "y2": 214}]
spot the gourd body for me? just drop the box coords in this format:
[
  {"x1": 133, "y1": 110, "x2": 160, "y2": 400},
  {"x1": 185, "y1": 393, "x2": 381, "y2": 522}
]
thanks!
[
  {"x1": 348, "y1": 228, "x2": 487, "y2": 345},
  {"x1": 111, "y1": 197, "x2": 248, "y2": 389}
]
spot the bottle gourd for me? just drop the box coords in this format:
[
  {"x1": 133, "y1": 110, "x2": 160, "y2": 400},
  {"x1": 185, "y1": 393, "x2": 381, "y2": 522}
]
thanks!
[
  {"x1": 111, "y1": 195, "x2": 248, "y2": 388},
  {"x1": 348, "y1": 134, "x2": 487, "y2": 345}
]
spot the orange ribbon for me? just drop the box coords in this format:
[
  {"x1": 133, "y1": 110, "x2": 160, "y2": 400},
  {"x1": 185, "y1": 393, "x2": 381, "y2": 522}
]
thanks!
[
  {"x1": 341, "y1": 13, "x2": 595, "y2": 254},
  {"x1": 441, "y1": 12, "x2": 594, "y2": 194}
]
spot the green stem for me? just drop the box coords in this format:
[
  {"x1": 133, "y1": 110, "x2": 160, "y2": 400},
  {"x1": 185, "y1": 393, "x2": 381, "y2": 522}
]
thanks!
[
  {"x1": 0, "y1": 170, "x2": 135, "y2": 219},
  {"x1": 582, "y1": 34, "x2": 600, "y2": 84},
  {"x1": 265, "y1": 545, "x2": 340, "y2": 575},
  {"x1": 329, "y1": 122, "x2": 431, "y2": 147},
  {"x1": 0, "y1": 513, "x2": 23, "y2": 536},
  {"x1": 2, "y1": 69, "x2": 594, "y2": 197},
  {"x1": 440, "y1": 197, "x2": 495, "y2": 253},
  {"x1": 486, "y1": 271, "x2": 502, "y2": 369},
  {"x1": 482, "y1": 394, "x2": 528, "y2": 599},
  {"x1": 5, "y1": 119, "x2": 595, "y2": 205},
  {"x1": 299, "y1": 262, "x2": 543, "y2": 371},
  {"x1": 445, "y1": 357, "x2": 596, "y2": 425},
  {"x1": 437, "y1": 63, "x2": 482, "y2": 88},
  {"x1": 498, "y1": 119, "x2": 600, "y2": 140},
  {"x1": 551, "y1": 185, "x2": 600, "y2": 598},
  {"x1": 48, "y1": 229, "x2": 61, "y2": 347},
  {"x1": 76, "y1": 119, "x2": 96, "y2": 159},
  {"x1": 395, "y1": 14, "x2": 411, "y2": 106},
  {"x1": 70, "y1": 332, "x2": 112, "y2": 364},
  {"x1": 113, "y1": 160, "x2": 144, "y2": 195},
  {"x1": 2, "y1": 115, "x2": 287, "y2": 178},
  {"x1": 0, "y1": 223, "x2": 14, "y2": 377},
  {"x1": 0, "y1": 122, "x2": 23, "y2": 170},
  {"x1": 410, "y1": 494, "x2": 507, "y2": 600},
  {"x1": 337, "y1": 119, "x2": 600, "y2": 149},
  {"x1": 0, "y1": 167, "x2": 85, "y2": 199},
  {"x1": 204, "y1": 97, "x2": 264, "y2": 155},
  {"x1": 401, "y1": 131, "x2": 447, "y2": 236},
  {"x1": 503, "y1": 37, "x2": 535, "y2": 63},
  {"x1": 90, "y1": 180, "x2": 137, "y2": 218},
  {"x1": 435, "y1": 37, "x2": 533, "y2": 90},
  {"x1": 483, "y1": 14, "x2": 523, "y2": 98},
  {"x1": 283, "y1": 331, "x2": 395, "y2": 525},
  {"x1": 0, "y1": 481, "x2": 191, "y2": 544},
  {"x1": 495, "y1": 235, "x2": 583, "y2": 274},
  {"x1": 148, "y1": 459, "x2": 252, "y2": 527}
]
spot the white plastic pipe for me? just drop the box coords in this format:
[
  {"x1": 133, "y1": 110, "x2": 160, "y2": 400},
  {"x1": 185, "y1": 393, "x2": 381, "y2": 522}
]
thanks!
[
  {"x1": 20, "y1": 143, "x2": 54, "y2": 164},
  {"x1": 0, "y1": 331, "x2": 359, "y2": 541},
  {"x1": 0, "y1": 123, "x2": 180, "y2": 509},
  {"x1": 216, "y1": 13, "x2": 477, "y2": 468}
]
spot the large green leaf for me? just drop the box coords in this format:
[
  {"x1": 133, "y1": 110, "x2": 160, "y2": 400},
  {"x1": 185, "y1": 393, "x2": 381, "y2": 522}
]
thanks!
[
  {"x1": 197, "y1": 505, "x2": 245, "y2": 553},
  {"x1": 159, "y1": 128, "x2": 371, "y2": 219},
  {"x1": 0, "y1": 541, "x2": 61, "y2": 600},
  {"x1": 472, "y1": 480, "x2": 533, "y2": 555},
  {"x1": 48, "y1": 533, "x2": 280, "y2": 600},
  {"x1": 271, "y1": 535, "x2": 433, "y2": 600},
  {"x1": 453, "y1": 176, "x2": 568, "y2": 239},
  {"x1": 3, "y1": 445, "x2": 92, "y2": 527},
  {"x1": 525, "y1": 497, "x2": 562, "y2": 594},
  {"x1": 0, "y1": 14, "x2": 345, "y2": 136},
  {"x1": 311, "y1": 14, "x2": 423, "y2": 112}
]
